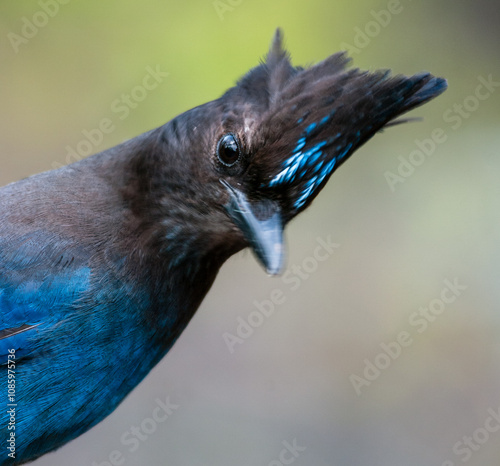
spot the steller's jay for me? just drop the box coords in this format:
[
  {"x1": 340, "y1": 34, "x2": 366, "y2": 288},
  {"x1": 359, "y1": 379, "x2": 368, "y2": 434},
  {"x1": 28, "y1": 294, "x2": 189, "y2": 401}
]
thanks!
[{"x1": 0, "y1": 29, "x2": 446, "y2": 464}]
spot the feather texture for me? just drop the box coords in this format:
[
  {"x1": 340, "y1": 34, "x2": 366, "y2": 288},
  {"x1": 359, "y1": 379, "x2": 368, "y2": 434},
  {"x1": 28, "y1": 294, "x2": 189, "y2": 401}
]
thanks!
[{"x1": 0, "y1": 29, "x2": 446, "y2": 464}]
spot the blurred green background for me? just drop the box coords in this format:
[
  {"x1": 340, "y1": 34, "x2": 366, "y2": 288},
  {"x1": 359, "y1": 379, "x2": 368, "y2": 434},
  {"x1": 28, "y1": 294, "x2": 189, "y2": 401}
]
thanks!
[{"x1": 1, "y1": 1, "x2": 499, "y2": 465}]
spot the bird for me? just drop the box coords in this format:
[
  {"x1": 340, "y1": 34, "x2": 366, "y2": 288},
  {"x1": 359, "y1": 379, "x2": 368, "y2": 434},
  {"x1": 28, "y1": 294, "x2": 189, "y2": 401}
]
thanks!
[{"x1": 0, "y1": 29, "x2": 446, "y2": 464}]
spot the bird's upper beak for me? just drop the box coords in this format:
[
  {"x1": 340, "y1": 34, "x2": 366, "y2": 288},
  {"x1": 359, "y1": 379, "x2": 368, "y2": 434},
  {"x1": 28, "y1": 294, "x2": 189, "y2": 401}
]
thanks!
[{"x1": 221, "y1": 180, "x2": 284, "y2": 275}]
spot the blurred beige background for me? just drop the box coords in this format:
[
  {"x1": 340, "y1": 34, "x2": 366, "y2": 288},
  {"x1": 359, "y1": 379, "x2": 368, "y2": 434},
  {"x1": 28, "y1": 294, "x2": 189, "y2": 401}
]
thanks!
[{"x1": 1, "y1": 1, "x2": 499, "y2": 465}]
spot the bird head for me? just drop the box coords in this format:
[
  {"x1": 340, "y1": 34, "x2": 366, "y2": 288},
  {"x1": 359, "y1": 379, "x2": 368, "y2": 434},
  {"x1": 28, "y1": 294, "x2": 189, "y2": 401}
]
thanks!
[{"x1": 145, "y1": 29, "x2": 446, "y2": 275}]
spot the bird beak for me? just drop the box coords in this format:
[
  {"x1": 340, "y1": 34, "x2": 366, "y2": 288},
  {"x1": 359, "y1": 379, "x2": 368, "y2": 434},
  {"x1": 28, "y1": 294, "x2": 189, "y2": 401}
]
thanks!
[{"x1": 221, "y1": 180, "x2": 285, "y2": 275}]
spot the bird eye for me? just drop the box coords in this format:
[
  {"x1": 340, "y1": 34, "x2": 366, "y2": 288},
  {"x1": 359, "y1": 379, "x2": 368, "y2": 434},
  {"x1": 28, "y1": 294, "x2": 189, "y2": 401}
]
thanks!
[{"x1": 217, "y1": 133, "x2": 241, "y2": 167}]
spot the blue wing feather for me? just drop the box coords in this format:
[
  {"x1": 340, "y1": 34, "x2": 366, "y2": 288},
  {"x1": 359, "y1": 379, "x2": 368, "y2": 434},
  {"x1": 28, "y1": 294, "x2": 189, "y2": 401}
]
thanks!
[
  {"x1": 0, "y1": 227, "x2": 161, "y2": 461},
  {"x1": 0, "y1": 231, "x2": 92, "y2": 360}
]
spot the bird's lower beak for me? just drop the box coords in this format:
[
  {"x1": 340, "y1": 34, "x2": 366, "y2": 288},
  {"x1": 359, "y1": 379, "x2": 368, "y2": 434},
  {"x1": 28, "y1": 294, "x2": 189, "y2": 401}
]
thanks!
[{"x1": 221, "y1": 180, "x2": 284, "y2": 275}]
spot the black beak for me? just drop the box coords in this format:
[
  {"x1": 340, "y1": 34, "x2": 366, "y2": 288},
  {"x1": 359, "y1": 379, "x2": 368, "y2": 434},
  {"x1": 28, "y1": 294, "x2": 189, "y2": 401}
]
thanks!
[{"x1": 221, "y1": 180, "x2": 284, "y2": 275}]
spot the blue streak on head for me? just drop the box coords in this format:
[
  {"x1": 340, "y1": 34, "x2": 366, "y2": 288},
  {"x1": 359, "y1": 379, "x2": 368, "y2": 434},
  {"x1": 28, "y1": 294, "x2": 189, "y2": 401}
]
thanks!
[
  {"x1": 337, "y1": 142, "x2": 353, "y2": 162},
  {"x1": 320, "y1": 157, "x2": 336, "y2": 179},
  {"x1": 269, "y1": 139, "x2": 329, "y2": 187},
  {"x1": 293, "y1": 140, "x2": 354, "y2": 210},
  {"x1": 311, "y1": 159, "x2": 324, "y2": 175},
  {"x1": 268, "y1": 110, "x2": 338, "y2": 189},
  {"x1": 294, "y1": 137, "x2": 306, "y2": 153},
  {"x1": 267, "y1": 109, "x2": 354, "y2": 209},
  {"x1": 305, "y1": 122, "x2": 317, "y2": 135},
  {"x1": 319, "y1": 114, "x2": 330, "y2": 126}
]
